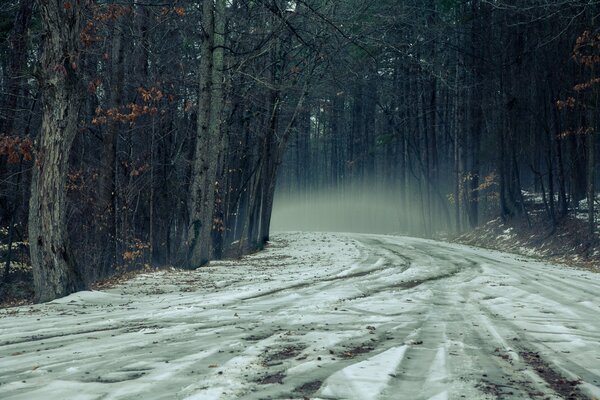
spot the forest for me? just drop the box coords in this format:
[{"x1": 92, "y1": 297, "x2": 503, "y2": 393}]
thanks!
[{"x1": 0, "y1": 0, "x2": 599, "y2": 303}]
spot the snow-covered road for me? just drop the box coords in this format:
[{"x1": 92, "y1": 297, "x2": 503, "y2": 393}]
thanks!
[{"x1": 1, "y1": 232, "x2": 599, "y2": 400}]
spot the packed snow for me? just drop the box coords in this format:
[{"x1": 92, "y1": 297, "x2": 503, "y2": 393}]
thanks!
[{"x1": 1, "y1": 232, "x2": 599, "y2": 399}]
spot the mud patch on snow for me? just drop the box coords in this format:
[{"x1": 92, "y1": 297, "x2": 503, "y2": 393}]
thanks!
[
  {"x1": 256, "y1": 371, "x2": 286, "y2": 385},
  {"x1": 476, "y1": 378, "x2": 523, "y2": 398},
  {"x1": 396, "y1": 270, "x2": 459, "y2": 290},
  {"x1": 90, "y1": 371, "x2": 146, "y2": 383},
  {"x1": 520, "y1": 351, "x2": 585, "y2": 399},
  {"x1": 346, "y1": 269, "x2": 461, "y2": 301},
  {"x1": 294, "y1": 380, "x2": 322, "y2": 395},
  {"x1": 264, "y1": 344, "x2": 306, "y2": 363},
  {"x1": 243, "y1": 332, "x2": 273, "y2": 342},
  {"x1": 340, "y1": 343, "x2": 376, "y2": 359}
]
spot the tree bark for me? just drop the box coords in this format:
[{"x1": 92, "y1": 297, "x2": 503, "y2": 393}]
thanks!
[
  {"x1": 29, "y1": 0, "x2": 86, "y2": 302},
  {"x1": 187, "y1": 0, "x2": 225, "y2": 268}
]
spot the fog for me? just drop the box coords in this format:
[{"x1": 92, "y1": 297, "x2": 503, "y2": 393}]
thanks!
[{"x1": 270, "y1": 184, "x2": 418, "y2": 235}]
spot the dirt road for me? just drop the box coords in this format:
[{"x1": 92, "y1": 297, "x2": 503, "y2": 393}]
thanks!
[{"x1": 1, "y1": 232, "x2": 599, "y2": 399}]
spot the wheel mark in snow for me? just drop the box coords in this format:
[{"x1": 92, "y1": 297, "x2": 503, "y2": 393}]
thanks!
[
  {"x1": 395, "y1": 270, "x2": 460, "y2": 290},
  {"x1": 476, "y1": 297, "x2": 600, "y2": 397},
  {"x1": 344, "y1": 269, "x2": 461, "y2": 302},
  {"x1": 427, "y1": 392, "x2": 449, "y2": 400},
  {"x1": 240, "y1": 260, "x2": 401, "y2": 302},
  {"x1": 4, "y1": 233, "x2": 600, "y2": 400},
  {"x1": 465, "y1": 324, "x2": 545, "y2": 399},
  {"x1": 318, "y1": 346, "x2": 408, "y2": 400},
  {"x1": 240, "y1": 281, "x2": 314, "y2": 301},
  {"x1": 329, "y1": 261, "x2": 398, "y2": 280},
  {"x1": 468, "y1": 304, "x2": 594, "y2": 399},
  {"x1": 426, "y1": 346, "x2": 448, "y2": 383},
  {"x1": 519, "y1": 351, "x2": 587, "y2": 400},
  {"x1": 474, "y1": 313, "x2": 519, "y2": 362},
  {"x1": 0, "y1": 325, "x2": 122, "y2": 347}
]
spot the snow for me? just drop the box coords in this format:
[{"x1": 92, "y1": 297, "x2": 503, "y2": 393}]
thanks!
[
  {"x1": 1, "y1": 232, "x2": 599, "y2": 399},
  {"x1": 319, "y1": 346, "x2": 407, "y2": 399}
]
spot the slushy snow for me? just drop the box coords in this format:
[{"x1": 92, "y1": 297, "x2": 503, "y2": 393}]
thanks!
[{"x1": 1, "y1": 232, "x2": 599, "y2": 399}]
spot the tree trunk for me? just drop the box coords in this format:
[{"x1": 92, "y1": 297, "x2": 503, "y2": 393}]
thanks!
[
  {"x1": 587, "y1": 112, "x2": 595, "y2": 236},
  {"x1": 29, "y1": 0, "x2": 86, "y2": 302},
  {"x1": 99, "y1": 18, "x2": 125, "y2": 275},
  {"x1": 206, "y1": 0, "x2": 226, "y2": 259},
  {"x1": 187, "y1": 0, "x2": 225, "y2": 268}
]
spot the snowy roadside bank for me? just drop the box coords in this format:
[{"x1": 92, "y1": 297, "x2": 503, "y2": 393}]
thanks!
[
  {"x1": 1, "y1": 232, "x2": 599, "y2": 399},
  {"x1": 455, "y1": 215, "x2": 600, "y2": 274}
]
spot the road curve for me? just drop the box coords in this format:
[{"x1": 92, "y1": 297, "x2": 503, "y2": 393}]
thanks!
[{"x1": 0, "y1": 232, "x2": 599, "y2": 400}]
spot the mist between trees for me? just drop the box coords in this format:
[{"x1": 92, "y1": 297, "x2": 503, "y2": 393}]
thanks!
[
  {"x1": 0, "y1": 0, "x2": 599, "y2": 302},
  {"x1": 272, "y1": 183, "x2": 412, "y2": 235}
]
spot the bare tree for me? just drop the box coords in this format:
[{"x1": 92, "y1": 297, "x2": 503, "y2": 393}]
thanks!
[{"x1": 28, "y1": 0, "x2": 86, "y2": 302}]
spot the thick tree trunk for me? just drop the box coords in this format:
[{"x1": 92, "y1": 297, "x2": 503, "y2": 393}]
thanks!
[
  {"x1": 29, "y1": 0, "x2": 86, "y2": 302},
  {"x1": 187, "y1": 0, "x2": 214, "y2": 268},
  {"x1": 206, "y1": 0, "x2": 226, "y2": 259},
  {"x1": 187, "y1": 0, "x2": 225, "y2": 268},
  {"x1": 259, "y1": 107, "x2": 278, "y2": 245}
]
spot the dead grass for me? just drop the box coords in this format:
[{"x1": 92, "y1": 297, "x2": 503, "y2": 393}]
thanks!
[
  {"x1": 90, "y1": 265, "x2": 169, "y2": 290},
  {"x1": 455, "y1": 213, "x2": 599, "y2": 273}
]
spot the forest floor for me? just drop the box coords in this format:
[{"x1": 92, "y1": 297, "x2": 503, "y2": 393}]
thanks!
[{"x1": 1, "y1": 232, "x2": 599, "y2": 400}]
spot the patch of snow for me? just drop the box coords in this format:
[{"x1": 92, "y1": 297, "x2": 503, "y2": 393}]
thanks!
[{"x1": 319, "y1": 346, "x2": 407, "y2": 400}]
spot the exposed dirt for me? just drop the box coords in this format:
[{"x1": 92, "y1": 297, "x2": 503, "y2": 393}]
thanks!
[
  {"x1": 340, "y1": 343, "x2": 376, "y2": 359},
  {"x1": 256, "y1": 371, "x2": 286, "y2": 385},
  {"x1": 264, "y1": 345, "x2": 306, "y2": 363},
  {"x1": 0, "y1": 262, "x2": 169, "y2": 307},
  {"x1": 520, "y1": 351, "x2": 585, "y2": 400},
  {"x1": 293, "y1": 380, "x2": 323, "y2": 395},
  {"x1": 90, "y1": 267, "x2": 169, "y2": 290},
  {"x1": 244, "y1": 333, "x2": 273, "y2": 342}
]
